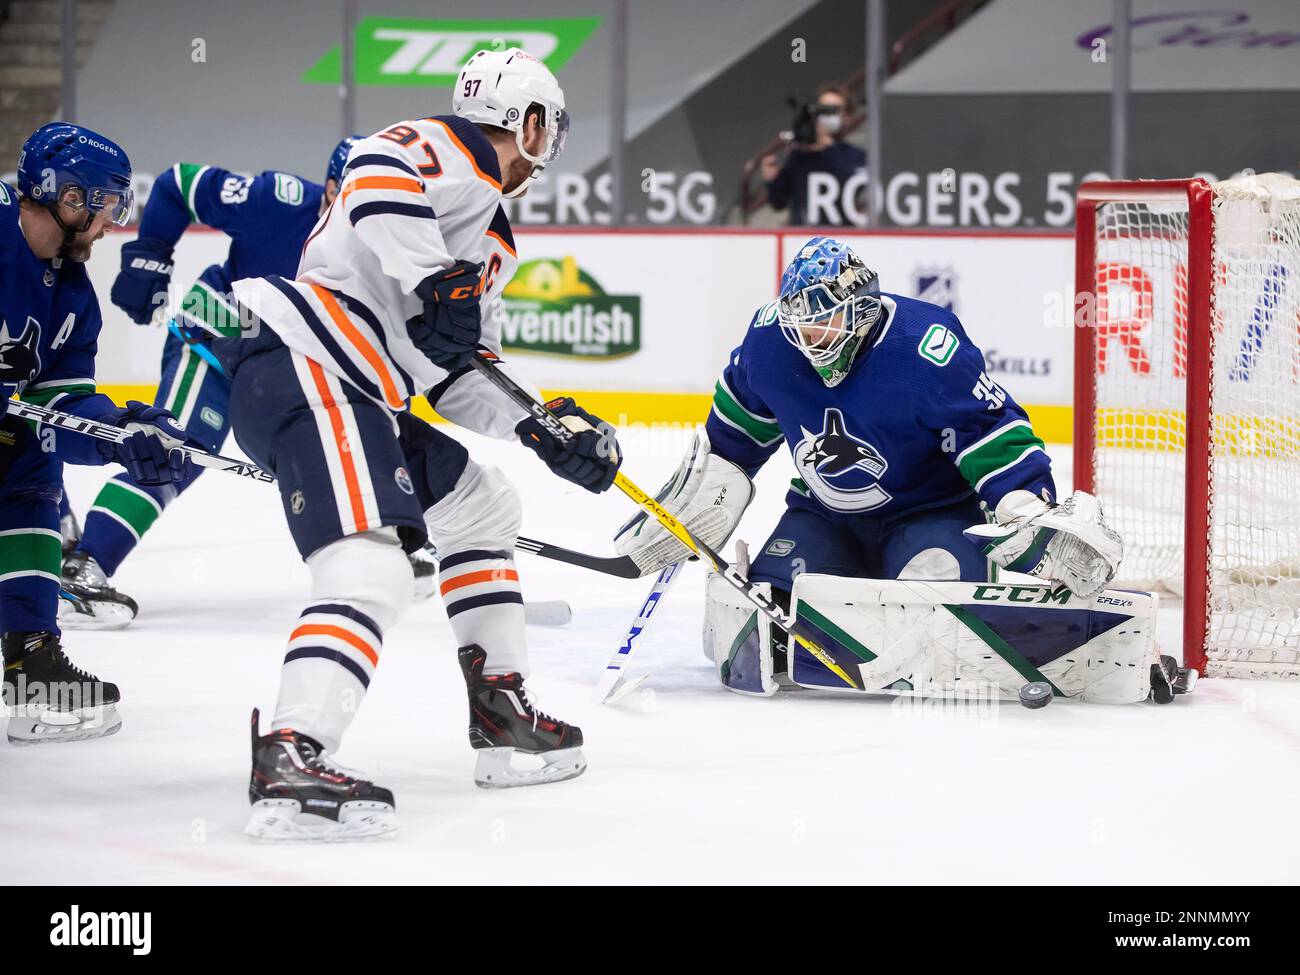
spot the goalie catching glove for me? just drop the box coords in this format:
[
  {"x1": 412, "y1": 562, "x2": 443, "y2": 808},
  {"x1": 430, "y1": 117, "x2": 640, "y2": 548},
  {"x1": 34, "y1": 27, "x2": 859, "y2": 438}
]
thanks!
[
  {"x1": 614, "y1": 431, "x2": 754, "y2": 576},
  {"x1": 963, "y1": 490, "x2": 1123, "y2": 598}
]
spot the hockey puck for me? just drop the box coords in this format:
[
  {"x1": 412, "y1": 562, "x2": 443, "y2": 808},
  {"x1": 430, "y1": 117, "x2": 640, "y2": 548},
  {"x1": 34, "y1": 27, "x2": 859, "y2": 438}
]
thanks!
[{"x1": 1018, "y1": 681, "x2": 1053, "y2": 709}]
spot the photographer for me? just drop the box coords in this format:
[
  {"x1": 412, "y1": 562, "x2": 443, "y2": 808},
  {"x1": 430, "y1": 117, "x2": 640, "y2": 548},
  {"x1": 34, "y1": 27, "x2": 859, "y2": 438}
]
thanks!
[{"x1": 760, "y1": 83, "x2": 866, "y2": 225}]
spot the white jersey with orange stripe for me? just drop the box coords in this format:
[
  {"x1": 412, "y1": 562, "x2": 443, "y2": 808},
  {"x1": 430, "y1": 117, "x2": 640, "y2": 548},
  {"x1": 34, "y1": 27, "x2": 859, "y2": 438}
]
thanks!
[{"x1": 231, "y1": 114, "x2": 536, "y2": 437}]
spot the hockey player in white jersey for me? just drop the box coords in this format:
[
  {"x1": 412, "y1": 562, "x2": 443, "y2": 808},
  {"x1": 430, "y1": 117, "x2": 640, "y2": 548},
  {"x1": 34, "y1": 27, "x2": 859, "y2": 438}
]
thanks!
[{"x1": 217, "y1": 49, "x2": 621, "y2": 840}]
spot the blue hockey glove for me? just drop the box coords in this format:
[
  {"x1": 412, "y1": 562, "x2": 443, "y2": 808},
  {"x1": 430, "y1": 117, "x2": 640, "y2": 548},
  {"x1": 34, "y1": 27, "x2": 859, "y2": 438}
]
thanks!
[
  {"x1": 0, "y1": 323, "x2": 38, "y2": 410},
  {"x1": 407, "y1": 260, "x2": 483, "y2": 371},
  {"x1": 517, "y1": 397, "x2": 622, "y2": 493},
  {"x1": 111, "y1": 237, "x2": 174, "y2": 325},
  {"x1": 99, "y1": 401, "x2": 195, "y2": 486}
]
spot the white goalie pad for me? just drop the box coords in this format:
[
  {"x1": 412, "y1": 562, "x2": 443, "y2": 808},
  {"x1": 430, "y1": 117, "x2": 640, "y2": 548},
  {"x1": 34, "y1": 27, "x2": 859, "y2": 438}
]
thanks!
[
  {"x1": 615, "y1": 431, "x2": 754, "y2": 576},
  {"x1": 702, "y1": 571, "x2": 777, "y2": 697},
  {"x1": 786, "y1": 575, "x2": 1159, "y2": 705}
]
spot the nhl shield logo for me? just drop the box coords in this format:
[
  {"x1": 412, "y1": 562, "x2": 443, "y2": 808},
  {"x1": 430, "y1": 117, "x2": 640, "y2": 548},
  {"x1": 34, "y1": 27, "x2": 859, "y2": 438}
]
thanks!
[
  {"x1": 793, "y1": 408, "x2": 892, "y2": 513},
  {"x1": 912, "y1": 265, "x2": 957, "y2": 313}
]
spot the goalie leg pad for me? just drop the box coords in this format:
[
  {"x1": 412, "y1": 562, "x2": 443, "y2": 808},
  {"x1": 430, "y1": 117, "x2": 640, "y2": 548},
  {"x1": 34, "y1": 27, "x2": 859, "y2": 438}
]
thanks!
[
  {"x1": 703, "y1": 572, "x2": 777, "y2": 697},
  {"x1": 615, "y1": 430, "x2": 754, "y2": 575},
  {"x1": 787, "y1": 574, "x2": 1158, "y2": 704}
]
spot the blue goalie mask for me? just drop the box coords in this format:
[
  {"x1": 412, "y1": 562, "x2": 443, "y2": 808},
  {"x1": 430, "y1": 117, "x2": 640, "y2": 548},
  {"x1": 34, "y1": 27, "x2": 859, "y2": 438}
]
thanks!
[{"x1": 777, "y1": 237, "x2": 882, "y2": 386}]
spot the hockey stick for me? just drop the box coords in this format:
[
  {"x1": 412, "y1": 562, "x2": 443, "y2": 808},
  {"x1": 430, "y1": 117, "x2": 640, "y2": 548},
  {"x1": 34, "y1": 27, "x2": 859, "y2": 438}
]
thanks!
[
  {"x1": 515, "y1": 534, "x2": 642, "y2": 579},
  {"x1": 594, "y1": 560, "x2": 682, "y2": 704},
  {"x1": 167, "y1": 319, "x2": 228, "y2": 376},
  {"x1": 468, "y1": 352, "x2": 861, "y2": 690},
  {"x1": 25, "y1": 396, "x2": 572, "y2": 622},
  {"x1": 8, "y1": 400, "x2": 274, "y2": 483}
]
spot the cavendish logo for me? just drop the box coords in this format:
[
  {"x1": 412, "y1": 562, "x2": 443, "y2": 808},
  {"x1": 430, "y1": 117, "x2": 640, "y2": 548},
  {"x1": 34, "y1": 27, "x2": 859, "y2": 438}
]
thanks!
[
  {"x1": 302, "y1": 17, "x2": 600, "y2": 88},
  {"x1": 501, "y1": 256, "x2": 640, "y2": 359},
  {"x1": 793, "y1": 408, "x2": 892, "y2": 513}
]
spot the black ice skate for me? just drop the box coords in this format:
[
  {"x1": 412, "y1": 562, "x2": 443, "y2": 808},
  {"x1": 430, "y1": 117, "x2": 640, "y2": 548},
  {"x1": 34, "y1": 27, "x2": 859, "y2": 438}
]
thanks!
[
  {"x1": 245, "y1": 709, "x2": 398, "y2": 842},
  {"x1": 458, "y1": 644, "x2": 587, "y2": 789},
  {"x1": 59, "y1": 550, "x2": 138, "y2": 631},
  {"x1": 59, "y1": 504, "x2": 81, "y2": 556},
  {"x1": 409, "y1": 545, "x2": 437, "y2": 601},
  {"x1": 2, "y1": 631, "x2": 121, "y2": 744}
]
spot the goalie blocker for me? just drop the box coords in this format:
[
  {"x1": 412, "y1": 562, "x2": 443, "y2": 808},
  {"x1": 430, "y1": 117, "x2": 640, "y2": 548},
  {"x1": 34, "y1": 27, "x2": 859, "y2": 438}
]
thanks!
[{"x1": 704, "y1": 573, "x2": 1194, "y2": 705}]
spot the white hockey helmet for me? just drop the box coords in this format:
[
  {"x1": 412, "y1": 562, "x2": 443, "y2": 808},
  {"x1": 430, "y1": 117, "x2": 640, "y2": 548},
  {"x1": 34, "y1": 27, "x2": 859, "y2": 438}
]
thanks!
[{"x1": 454, "y1": 47, "x2": 569, "y2": 197}]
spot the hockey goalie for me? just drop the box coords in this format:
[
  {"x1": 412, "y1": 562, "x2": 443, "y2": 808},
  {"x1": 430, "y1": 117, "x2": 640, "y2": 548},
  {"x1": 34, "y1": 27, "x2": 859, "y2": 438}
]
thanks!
[{"x1": 616, "y1": 237, "x2": 1195, "y2": 706}]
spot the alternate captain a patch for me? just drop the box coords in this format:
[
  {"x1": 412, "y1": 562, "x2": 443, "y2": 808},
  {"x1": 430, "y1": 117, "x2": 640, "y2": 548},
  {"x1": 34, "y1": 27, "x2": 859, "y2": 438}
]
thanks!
[{"x1": 792, "y1": 408, "x2": 892, "y2": 513}]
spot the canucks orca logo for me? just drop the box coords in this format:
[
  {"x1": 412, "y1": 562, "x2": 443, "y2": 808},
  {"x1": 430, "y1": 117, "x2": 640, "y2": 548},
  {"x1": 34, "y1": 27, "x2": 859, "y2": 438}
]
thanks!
[{"x1": 794, "y1": 408, "x2": 892, "y2": 512}]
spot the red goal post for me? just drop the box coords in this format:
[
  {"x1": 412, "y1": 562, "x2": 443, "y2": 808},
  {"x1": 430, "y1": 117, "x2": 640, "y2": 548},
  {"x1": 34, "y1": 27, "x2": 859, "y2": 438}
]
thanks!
[{"x1": 1073, "y1": 175, "x2": 1300, "y2": 679}]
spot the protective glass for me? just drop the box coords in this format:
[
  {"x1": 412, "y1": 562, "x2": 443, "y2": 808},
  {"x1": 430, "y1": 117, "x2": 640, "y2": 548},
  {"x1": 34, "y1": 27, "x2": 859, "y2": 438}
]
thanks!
[{"x1": 61, "y1": 182, "x2": 134, "y2": 226}]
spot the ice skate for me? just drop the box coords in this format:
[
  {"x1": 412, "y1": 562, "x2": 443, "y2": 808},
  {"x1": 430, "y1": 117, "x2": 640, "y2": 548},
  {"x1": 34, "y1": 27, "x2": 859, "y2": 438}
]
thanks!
[
  {"x1": 2, "y1": 632, "x2": 122, "y2": 744},
  {"x1": 409, "y1": 545, "x2": 437, "y2": 600},
  {"x1": 58, "y1": 551, "x2": 138, "y2": 631},
  {"x1": 59, "y1": 505, "x2": 81, "y2": 557},
  {"x1": 245, "y1": 709, "x2": 398, "y2": 842},
  {"x1": 458, "y1": 644, "x2": 586, "y2": 789}
]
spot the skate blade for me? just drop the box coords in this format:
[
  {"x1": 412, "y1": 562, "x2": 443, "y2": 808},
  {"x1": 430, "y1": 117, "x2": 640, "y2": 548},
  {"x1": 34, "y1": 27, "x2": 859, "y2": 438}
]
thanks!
[
  {"x1": 57, "y1": 596, "x2": 136, "y2": 631},
  {"x1": 473, "y1": 746, "x2": 587, "y2": 789},
  {"x1": 244, "y1": 798, "x2": 399, "y2": 842},
  {"x1": 411, "y1": 573, "x2": 436, "y2": 601},
  {"x1": 5, "y1": 703, "x2": 121, "y2": 745}
]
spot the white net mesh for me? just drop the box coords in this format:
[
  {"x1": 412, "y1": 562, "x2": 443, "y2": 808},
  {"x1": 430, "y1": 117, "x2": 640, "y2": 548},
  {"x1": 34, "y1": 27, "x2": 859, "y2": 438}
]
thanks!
[{"x1": 1087, "y1": 174, "x2": 1300, "y2": 678}]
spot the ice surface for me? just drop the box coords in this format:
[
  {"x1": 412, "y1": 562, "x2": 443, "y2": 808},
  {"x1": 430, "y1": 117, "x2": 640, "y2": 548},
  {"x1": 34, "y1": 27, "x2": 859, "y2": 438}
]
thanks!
[{"x1": 3, "y1": 429, "x2": 1298, "y2": 884}]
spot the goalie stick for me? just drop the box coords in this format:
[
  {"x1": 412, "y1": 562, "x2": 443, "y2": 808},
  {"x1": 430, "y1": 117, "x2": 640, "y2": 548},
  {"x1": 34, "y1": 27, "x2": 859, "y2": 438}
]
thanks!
[
  {"x1": 594, "y1": 560, "x2": 682, "y2": 704},
  {"x1": 468, "y1": 351, "x2": 862, "y2": 690}
]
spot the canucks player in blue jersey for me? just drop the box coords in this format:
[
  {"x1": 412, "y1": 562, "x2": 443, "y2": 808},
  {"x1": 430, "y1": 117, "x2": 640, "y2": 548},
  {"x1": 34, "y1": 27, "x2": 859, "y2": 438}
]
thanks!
[
  {"x1": 617, "y1": 236, "x2": 1124, "y2": 683},
  {"x1": 1, "y1": 123, "x2": 194, "y2": 742},
  {"x1": 59, "y1": 136, "x2": 375, "y2": 627}
]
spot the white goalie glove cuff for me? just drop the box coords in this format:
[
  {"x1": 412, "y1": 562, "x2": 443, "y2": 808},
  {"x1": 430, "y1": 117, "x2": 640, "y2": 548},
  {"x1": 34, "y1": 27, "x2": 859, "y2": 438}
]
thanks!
[
  {"x1": 614, "y1": 430, "x2": 754, "y2": 576},
  {"x1": 963, "y1": 490, "x2": 1125, "y2": 598}
]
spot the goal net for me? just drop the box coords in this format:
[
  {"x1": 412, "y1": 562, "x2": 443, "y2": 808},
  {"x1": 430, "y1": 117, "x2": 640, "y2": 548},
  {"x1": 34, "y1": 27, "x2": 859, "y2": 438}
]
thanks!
[{"x1": 1074, "y1": 174, "x2": 1300, "y2": 679}]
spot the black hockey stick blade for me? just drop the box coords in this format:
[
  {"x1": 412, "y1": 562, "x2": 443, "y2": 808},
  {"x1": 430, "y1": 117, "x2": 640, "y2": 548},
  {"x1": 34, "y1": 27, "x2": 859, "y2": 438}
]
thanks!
[{"x1": 515, "y1": 535, "x2": 643, "y2": 579}]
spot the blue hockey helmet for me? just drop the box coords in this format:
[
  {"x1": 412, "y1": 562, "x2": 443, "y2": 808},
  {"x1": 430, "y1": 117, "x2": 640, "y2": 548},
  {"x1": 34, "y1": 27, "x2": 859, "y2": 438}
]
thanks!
[
  {"x1": 326, "y1": 134, "x2": 363, "y2": 185},
  {"x1": 17, "y1": 122, "x2": 134, "y2": 228},
  {"x1": 777, "y1": 236, "x2": 881, "y2": 386}
]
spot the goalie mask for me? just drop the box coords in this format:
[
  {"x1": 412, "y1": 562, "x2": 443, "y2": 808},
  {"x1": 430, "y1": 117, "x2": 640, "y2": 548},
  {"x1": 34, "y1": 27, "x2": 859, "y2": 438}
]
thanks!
[{"x1": 777, "y1": 237, "x2": 882, "y2": 387}]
